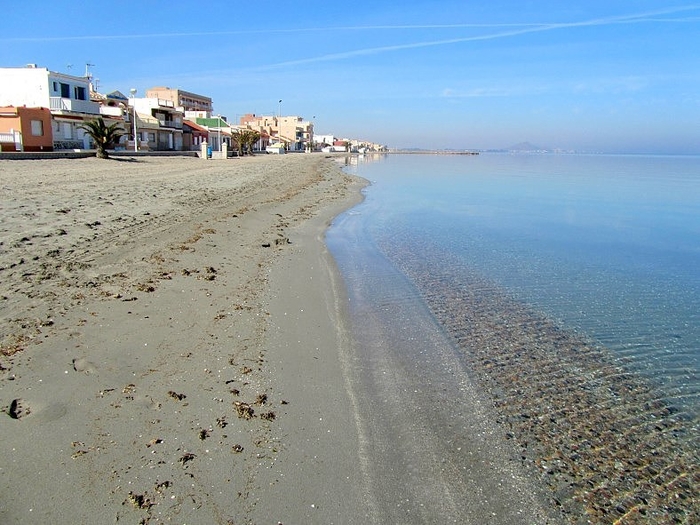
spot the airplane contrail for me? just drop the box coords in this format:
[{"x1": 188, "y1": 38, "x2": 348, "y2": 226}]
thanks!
[
  {"x1": 3, "y1": 5, "x2": 698, "y2": 43},
  {"x1": 258, "y1": 5, "x2": 700, "y2": 70}
]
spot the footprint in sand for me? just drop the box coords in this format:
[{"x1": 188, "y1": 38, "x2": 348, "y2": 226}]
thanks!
[
  {"x1": 8, "y1": 398, "x2": 30, "y2": 419},
  {"x1": 72, "y1": 357, "x2": 97, "y2": 374}
]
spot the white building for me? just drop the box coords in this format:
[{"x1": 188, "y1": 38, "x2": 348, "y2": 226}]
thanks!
[
  {"x1": 130, "y1": 97, "x2": 184, "y2": 151},
  {"x1": 0, "y1": 64, "x2": 102, "y2": 150},
  {"x1": 314, "y1": 134, "x2": 335, "y2": 147}
]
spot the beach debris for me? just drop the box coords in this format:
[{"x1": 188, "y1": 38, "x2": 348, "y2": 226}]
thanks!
[
  {"x1": 167, "y1": 390, "x2": 186, "y2": 401},
  {"x1": 231, "y1": 444, "x2": 244, "y2": 453},
  {"x1": 1, "y1": 334, "x2": 29, "y2": 357},
  {"x1": 127, "y1": 491, "x2": 153, "y2": 509},
  {"x1": 178, "y1": 452, "x2": 196, "y2": 465},
  {"x1": 234, "y1": 401, "x2": 255, "y2": 419},
  {"x1": 216, "y1": 416, "x2": 228, "y2": 428},
  {"x1": 262, "y1": 237, "x2": 291, "y2": 248},
  {"x1": 260, "y1": 411, "x2": 276, "y2": 421},
  {"x1": 146, "y1": 438, "x2": 163, "y2": 448},
  {"x1": 154, "y1": 480, "x2": 171, "y2": 493},
  {"x1": 198, "y1": 267, "x2": 217, "y2": 281},
  {"x1": 198, "y1": 428, "x2": 210, "y2": 440},
  {"x1": 254, "y1": 393, "x2": 268, "y2": 405},
  {"x1": 70, "y1": 440, "x2": 97, "y2": 458}
]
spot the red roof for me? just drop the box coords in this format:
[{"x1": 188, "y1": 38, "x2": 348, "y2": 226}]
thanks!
[{"x1": 183, "y1": 120, "x2": 209, "y2": 133}]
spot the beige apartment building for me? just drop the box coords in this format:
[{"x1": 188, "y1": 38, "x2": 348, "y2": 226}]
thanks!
[
  {"x1": 146, "y1": 87, "x2": 213, "y2": 115},
  {"x1": 239, "y1": 113, "x2": 313, "y2": 151}
]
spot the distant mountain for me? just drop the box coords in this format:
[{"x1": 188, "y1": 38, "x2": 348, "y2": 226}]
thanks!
[{"x1": 508, "y1": 141, "x2": 546, "y2": 152}]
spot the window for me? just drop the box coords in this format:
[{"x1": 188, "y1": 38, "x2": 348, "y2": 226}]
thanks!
[
  {"x1": 60, "y1": 83, "x2": 70, "y2": 98},
  {"x1": 30, "y1": 120, "x2": 44, "y2": 136},
  {"x1": 74, "y1": 86, "x2": 86, "y2": 100},
  {"x1": 52, "y1": 81, "x2": 58, "y2": 92}
]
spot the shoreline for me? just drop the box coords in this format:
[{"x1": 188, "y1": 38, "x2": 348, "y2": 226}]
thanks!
[
  {"x1": 250, "y1": 169, "x2": 375, "y2": 523},
  {"x1": 0, "y1": 154, "x2": 366, "y2": 523}
]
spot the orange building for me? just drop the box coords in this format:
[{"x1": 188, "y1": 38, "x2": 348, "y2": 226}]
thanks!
[{"x1": 0, "y1": 106, "x2": 53, "y2": 151}]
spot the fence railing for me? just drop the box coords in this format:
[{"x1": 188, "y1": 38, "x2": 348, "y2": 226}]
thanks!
[
  {"x1": 0, "y1": 130, "x2": 22, "y2": 150},
  {"x1": 50, "y1": 97, "x2": 100, "y2": 115}
]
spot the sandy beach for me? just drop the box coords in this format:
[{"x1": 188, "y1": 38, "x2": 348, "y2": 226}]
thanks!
[
  {"x1": 0, "y1": 154, "x2": 368, "y2": 524},
  {"x1": 0, "y1": 154, "x2": 569, "y2": 525}
]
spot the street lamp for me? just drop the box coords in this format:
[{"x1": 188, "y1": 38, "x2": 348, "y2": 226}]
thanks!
[
  {"x1": 278, "y1": 99, "x2": 282, "y2": 146},
  {"x1": 130, "y1": 88, "x2": 138, "y2": 152}
]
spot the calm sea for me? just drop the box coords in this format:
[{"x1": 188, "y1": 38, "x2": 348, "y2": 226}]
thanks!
[{"x1": 327, "y1": 153, "x2": 699, "y2": 521}]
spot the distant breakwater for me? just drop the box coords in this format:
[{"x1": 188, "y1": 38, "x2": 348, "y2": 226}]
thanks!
[
  {"x1": 383, "y1": 232, "x2": 699, "y2": 524},
  {"x1": 387, "y1": 150, "x2": 480, "y2": 155}
]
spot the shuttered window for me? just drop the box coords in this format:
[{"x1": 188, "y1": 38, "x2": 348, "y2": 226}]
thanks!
[{"x1": 30, "y1": 120, "x2": 44, "y2": 136}]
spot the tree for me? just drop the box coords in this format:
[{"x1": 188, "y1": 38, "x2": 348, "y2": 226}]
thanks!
[
  {"x1": 245, "y1": 130, "x2": 261, "y2": 154},
  {"x1": 78, "y1": 117, "x2": 125, "y2": 159},
  {"x1": 240, "y1": 129, "x2": 261, "y2": 155},
  {"x1": 230, "y1": 129, "x2": 260, "y2": 156},
  {"x1": 231, "y1": 130, "x2": 244, "y2": 156}
]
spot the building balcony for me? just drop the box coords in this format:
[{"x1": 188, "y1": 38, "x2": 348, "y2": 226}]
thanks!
[
  {"x1": 50, "y1": 97, "x2": 100, "y2": 115},
  {"x1": 158, "y1": 119, "x2": 182, "y2": 130},
  {"x1": 99, "y1": 106, "x2": 124, "y2": 117}
]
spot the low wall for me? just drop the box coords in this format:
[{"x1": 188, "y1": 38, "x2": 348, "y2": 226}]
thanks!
[
  {"x1": 0, "y1": 151, "x2": 94, "y2": 160},
  {"x1": 111, "y1": 151, "x2": 200, "y2": 158},
  {"x1": 0, "y1": 150, "x2": 201, "y2": 160}
]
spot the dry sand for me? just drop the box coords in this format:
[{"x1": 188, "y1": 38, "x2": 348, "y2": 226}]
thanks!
[{"x1": 0, "y1": 154, "x2": 365, "y2": 524}]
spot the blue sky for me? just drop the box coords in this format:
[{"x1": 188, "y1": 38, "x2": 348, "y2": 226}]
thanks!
[{"x1": 3, "y1": 1, "x2": 699, "y2": 153}]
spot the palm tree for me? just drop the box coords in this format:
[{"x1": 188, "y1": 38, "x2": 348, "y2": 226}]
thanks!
[
  {"x1": 231, "y1": 130, "x2": 244, "y2": 156},
  {"x1": 78, "y1": 117, "x2": 125, "y2": 159},
  {"x1": 241, "y1": 129, "x2": 261, "y2": 155}
]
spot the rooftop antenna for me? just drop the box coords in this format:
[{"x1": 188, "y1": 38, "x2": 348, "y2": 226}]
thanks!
[{"x1": 85, "y1": 62, "x2": 94, "y2": 79}]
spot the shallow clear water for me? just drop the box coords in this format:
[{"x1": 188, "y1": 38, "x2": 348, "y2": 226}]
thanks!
[
  {"x1": 330, "y1": 153, "x2": 700, "y2": 415},
  {"x1": 327, "y1": 153, "x2": 700, "y2": 521}
]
